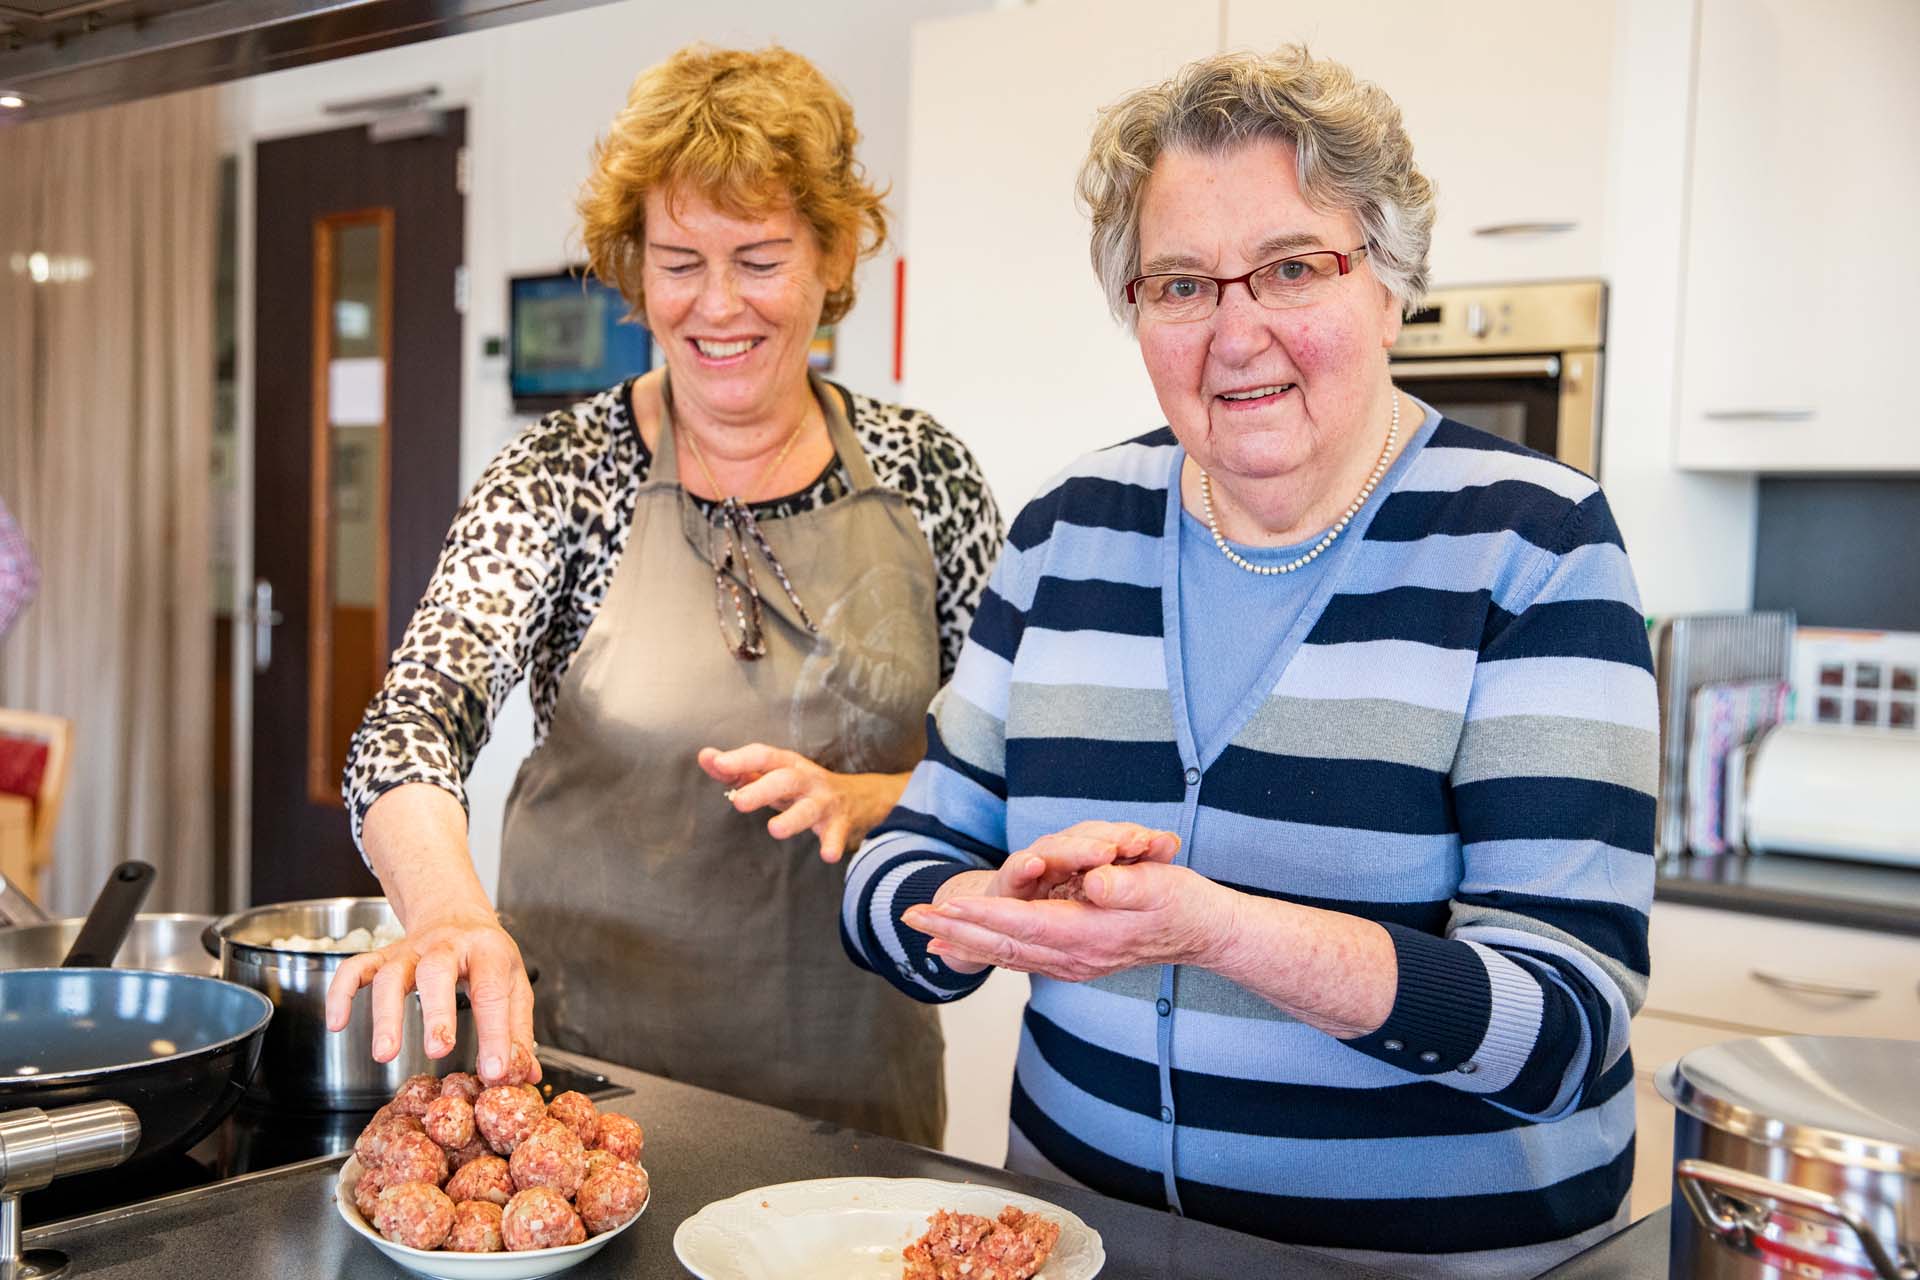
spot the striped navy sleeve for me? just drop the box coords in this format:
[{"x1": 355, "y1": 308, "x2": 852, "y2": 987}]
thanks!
[
  {"x1": 1343, "y1": 491, "x2": 1656, "y2": 1118},
  {"x1": 840, "y1": 536, "x2": 1027, "y2": 1003}
]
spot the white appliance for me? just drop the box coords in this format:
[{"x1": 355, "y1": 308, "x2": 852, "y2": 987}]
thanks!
[{"x1": 1740, "y1": 723, "x2": 1920, "y2": 869}]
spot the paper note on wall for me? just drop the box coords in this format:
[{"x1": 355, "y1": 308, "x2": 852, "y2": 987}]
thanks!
[{"x1": 329, "y1": 358, "x2": 386, "y2": 428}]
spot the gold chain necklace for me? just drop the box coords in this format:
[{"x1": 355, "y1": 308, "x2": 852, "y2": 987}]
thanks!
[
  {"x1": 1198, "y1": 392, "x2": 1400, "y2": 576},
  {"x1": 679, "y1": 404, "x2": 814, "y2": 504}
]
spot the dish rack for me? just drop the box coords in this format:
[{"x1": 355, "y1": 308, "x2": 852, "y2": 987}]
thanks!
[{"x1": 1650, "y1": 612, "x2": 1795, "y2": 857}]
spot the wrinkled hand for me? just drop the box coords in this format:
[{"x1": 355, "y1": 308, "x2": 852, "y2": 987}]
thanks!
[
  {"x1": 904, "y1": 857, "x2": 1232, "y2": 984},
  {"x1": 698, "y1": 743, "x2": 897, "y2": 863},
  {"x1": 979, "y1": 820, "x2": 1181, "y2": 902},
  {"x1": 324, "y1": 913, "x2": 539, "y2": 1087}
]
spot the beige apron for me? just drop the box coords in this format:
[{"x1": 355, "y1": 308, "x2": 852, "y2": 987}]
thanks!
[{"x1": 498, "y1": 375, "x2": 946, "y2": 1146}]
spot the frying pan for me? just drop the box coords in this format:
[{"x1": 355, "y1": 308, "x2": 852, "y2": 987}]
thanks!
[{"x1": 0, "y1": 864, "x2": 273, "y2": 1162}]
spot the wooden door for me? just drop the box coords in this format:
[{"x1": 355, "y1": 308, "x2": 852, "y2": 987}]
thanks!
[{"x1": 251, "y1": 114, "x2": 466, "y2": 904}]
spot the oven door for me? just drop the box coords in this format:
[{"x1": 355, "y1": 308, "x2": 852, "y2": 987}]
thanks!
[{"x1": 1392, "y1": 352, "x2": 1600, "y2": 476}]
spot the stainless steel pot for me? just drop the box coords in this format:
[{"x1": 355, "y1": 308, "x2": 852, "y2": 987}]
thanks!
[
  {"x1": 1658, "y1": 1036, "x2": 1919, "y2": 1280},
  {"x1": 204, "y1": 897, "x2": 478, "y2": 1111},
  {"x1": 0, "y1": 914, "x2": 219, "y2": 974}
]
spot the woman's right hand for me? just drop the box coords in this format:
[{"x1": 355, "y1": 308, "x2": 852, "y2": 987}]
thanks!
[
  {"x1": 323, "y1": 909, "x2": 540, "y2": 1087},
  {"x1": 917, "y1": 821, "x2": 1181, "y2": 972},
  {"x1": 974, "y1": 820, "x2": 1181, "y2": 902}
]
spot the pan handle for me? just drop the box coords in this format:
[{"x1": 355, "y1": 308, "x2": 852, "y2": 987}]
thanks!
[
  {"x1": 1676, "y1": 1159, "x2": 1919, "y2": 1280},
  {"x1": 60, "y1": 862, "x2": 156, "y2": 968}
]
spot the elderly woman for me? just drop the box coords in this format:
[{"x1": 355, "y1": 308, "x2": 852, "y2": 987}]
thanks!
[
  {"x1": 843, "y1": 47, "x2": 1653, "y2": 1276},
  {"x1": 327, "y1": 45, "x2": 1000, "y2": 1145}
]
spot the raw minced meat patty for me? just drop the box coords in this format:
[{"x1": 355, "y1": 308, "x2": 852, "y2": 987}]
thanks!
[{"x1": 901, "y1": 1206, "x2": 1062, "y2": 1280}]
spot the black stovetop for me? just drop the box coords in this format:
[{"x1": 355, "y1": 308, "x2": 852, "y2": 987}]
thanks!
[{"x1": 22, "y1": 1057, "x2": 629, "y2": 1229}]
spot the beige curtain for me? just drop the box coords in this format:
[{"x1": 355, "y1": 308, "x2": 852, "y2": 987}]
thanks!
[{"x1": 0, "y1": 89, "x2": 219, "y2": 915}]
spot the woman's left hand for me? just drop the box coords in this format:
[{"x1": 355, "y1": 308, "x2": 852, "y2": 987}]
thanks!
[
  {"x1": 903, "y1": 861, "x2": 1237, "y2": 982},
  {"x1": 698, "y1": 743, "x2": 906, "y2": 864}
]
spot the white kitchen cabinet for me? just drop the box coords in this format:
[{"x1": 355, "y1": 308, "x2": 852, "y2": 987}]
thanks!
[
  {"x1": 1224, "y1": 0, "x2": 1618, "y2": 287},
  {"x1": 1626, "y1": 900, "x2": 1920, "y2": 1216},
  {"x1": 1675, "y1": 0, "x2": 1920, "y2": 471}
]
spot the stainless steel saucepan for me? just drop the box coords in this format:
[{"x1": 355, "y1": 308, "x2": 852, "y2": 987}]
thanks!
[
  {"x1": 1659, "y1": 1035, "x2": 1919, "y2": 1280},
  {"x1": 204, "y1": 898, "x2": 512, "y2": 1110}
]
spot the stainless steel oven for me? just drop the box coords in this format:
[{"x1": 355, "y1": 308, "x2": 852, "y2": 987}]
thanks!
[{"x1": 1390, "y1": 280, "x2": 1605, "y2": 476}]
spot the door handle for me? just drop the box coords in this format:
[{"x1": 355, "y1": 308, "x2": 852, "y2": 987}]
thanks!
[
  {"x1": 1749, "y1": 969, "x2": 1880, "y2": 1001},
  {"x1": 1472, "y1": 220, "x2": 1577, "y2": 237},
  {"x1": 1702, "y1": 408, "x2": 1816, "y2": 422},
  {"x1": 251, "y1": 579, "x2": 285, "y2": 673}
]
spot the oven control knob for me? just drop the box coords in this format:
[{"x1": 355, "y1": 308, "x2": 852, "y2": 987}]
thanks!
[{"x1": 1465, "y1": 302, "x2": 1490, "y2": 338}]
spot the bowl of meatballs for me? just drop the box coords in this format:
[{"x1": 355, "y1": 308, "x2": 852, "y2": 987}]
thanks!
[{"x1": 335, "y1": 1069, "x2": 650, "y2": 1280}]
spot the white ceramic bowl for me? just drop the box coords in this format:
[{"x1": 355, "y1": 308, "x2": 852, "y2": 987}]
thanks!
[
  {"x1": 335, "y1": 1155, "x2": 648, "y2": 1280},
  {"x1": 673, "y1": 1175, "x2": 1104, "y2": 1280}
]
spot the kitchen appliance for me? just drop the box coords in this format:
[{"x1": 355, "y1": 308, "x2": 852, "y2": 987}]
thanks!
[
  {"x1": 1738, "y1": 724, "x2": 1920, "y2": 869},
  {"x1": 19, "y1": 1052, "x2": 625, "y2": 1231},
  {"x1": 205, "y1": 897, "x2": 499, "y2": 1110},
  {"x1": 1389, "y1": 279, "x2": 1604, "y2": 475},
  {"x1": 1658, "y1": 1036, "x2": 1919, "y2": 1280}
]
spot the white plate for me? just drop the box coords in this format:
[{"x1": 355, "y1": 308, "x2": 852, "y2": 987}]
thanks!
[
  {"x1": 335, "y1": 1154, "x2": 647, "y2": 1280},
  {"x1": 672, "y1": 1175, "x2": 1104, "y2": 1280}
]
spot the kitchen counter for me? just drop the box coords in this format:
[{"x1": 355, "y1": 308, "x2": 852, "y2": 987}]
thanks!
[
  {"x1": 1656, "y1": 850, "x2": 1920, "y2": 937},
  {"x1": 1541, "y1": 1207, "x2": 1669, "y2": 1278},
  {"x1": 23, "y1": 1049, "x2": 1404, "y2": 1279}
]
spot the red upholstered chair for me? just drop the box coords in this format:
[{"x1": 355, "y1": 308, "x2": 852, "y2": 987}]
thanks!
[{"x1": 0, "y1": 709, "x2": 72, "y2": 903}]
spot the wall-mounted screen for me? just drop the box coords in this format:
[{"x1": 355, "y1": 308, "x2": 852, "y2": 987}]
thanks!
[{"x1": 509, "y1": 269, "x2": 652, "y2": 412}]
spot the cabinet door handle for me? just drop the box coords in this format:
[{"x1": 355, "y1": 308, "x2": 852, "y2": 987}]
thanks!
[
  {"x1": 1750, "y1": 970, "x2": 1880, "y2": 1001},
  {"x1": 1472, "y1": 220, "x2": 1577, "y2": 237},
  {"x1": 1702, "y1": 408, "x2": 1816, "y2": 422}
]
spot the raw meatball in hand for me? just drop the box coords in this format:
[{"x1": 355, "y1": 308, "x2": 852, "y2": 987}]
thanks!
[
  {"x1": 545, "y1": 1091, "x2": 599, "y2": 1147},
  {"x1": 473, "y1": 1085, "x2": 547, "y2": 1155},
  {"x1": 501, "y1": 1187, "x2": 585, "y2": 1251},
  {"x1": 445, "y1": 1154, "x2": 515, "y2": 1207},
  {"x1": 576, "y1": 1161, "x2": 650, "y2": 1235},
  {"x1": 423, "y1": 1096, "x2": 476, "y2": 1151},
  {"x1": 592, "y1": 1113, "x2": 645, "y2": 1165},
  {"x1": 446, "y1": 1200, "x2": 505, "y2": 1253},
  {"x1": 373, "y1": 1182, "x2": 455, "y2": 1250},
  {"x1": 509, "y1": 1120, "x2": 586, "y2": 1198}
]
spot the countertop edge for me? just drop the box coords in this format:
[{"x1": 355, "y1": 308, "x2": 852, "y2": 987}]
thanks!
[{"x1": 1654, "y1": 875, "x2": 1920, "y2": 938}]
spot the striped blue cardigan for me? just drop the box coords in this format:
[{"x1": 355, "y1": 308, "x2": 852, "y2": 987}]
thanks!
[{"x1": 842, "y1": 414, "x2": 1657, "y2": 1277}]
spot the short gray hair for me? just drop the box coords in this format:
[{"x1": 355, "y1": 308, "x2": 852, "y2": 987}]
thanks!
[{"x1": 1076, "y1": 46, "x2": 1435, "y2": 328}]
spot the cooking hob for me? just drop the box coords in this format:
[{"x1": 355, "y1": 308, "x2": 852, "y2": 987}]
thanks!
[{"x1": 21, "y1": 1057, "x2": 630, "y2": 1229}]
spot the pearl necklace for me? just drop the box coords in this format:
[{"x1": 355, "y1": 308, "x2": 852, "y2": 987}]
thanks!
[{"x1": 1198, "y1": 393, "x2": 1400, "y2": 576}]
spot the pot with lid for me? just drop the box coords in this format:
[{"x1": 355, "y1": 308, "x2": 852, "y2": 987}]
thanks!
[{"x1": 1658, "y1": 1035, "x2": 1918, "y2": 1279}]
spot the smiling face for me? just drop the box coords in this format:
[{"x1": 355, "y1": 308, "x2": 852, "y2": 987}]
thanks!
[
  {"x1": 1134, "y1": 138, "x2": 1403, "y2": 486},
  {"x1": 641, "y1": 185, "x2": 846, "y2": 427}
]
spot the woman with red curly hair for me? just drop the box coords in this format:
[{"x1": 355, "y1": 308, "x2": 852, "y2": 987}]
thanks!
[{"x1": 329, "y1": 45, "x2": 1000, "y2": 1144}]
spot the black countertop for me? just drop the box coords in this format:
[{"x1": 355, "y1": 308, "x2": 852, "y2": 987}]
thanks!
[
  {"x1": 24, "y1": 1048, "x2": 1410, "y2": 1279},
  {"x1": 1541, "y1": 1208, "x2": 1668, "y2": 1278},
  {"x1": 1656, "y1": 850, "x2": 1920, "y2": 937}
]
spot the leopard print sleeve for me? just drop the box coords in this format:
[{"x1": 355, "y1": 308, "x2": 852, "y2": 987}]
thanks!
[
  {"x1": 844, "y1": 392, "x2": 1003, "y2": 681},
  {"x1": 341, "y1": 408, "x2": 585, "y2": 851}
]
